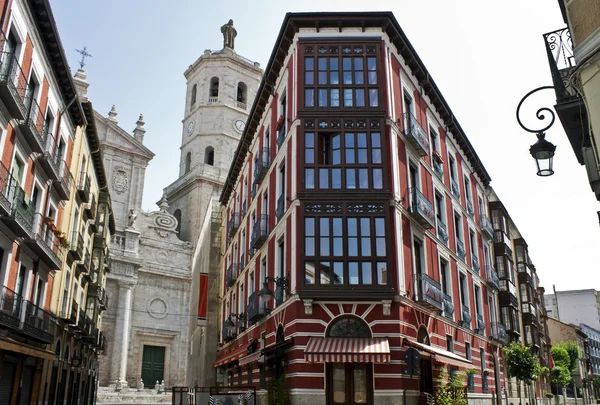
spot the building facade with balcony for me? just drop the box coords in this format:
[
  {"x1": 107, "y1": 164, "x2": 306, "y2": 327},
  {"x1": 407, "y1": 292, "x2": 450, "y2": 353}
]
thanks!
[
  {"x1": 0, "y1": 0, "x2": 92, "y2": 403},
  {"x1": 214, "y1": 12, "x2": 517, "y2": 405}
]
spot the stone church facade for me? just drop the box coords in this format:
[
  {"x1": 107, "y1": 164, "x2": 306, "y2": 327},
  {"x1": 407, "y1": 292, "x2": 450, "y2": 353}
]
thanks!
[{"x1": 94, "y1": 20, "x2": 262, "y2": 389}]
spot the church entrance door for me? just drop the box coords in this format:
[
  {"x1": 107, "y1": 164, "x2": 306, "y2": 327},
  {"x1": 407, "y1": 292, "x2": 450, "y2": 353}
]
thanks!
[{"x1": 141, "y1": 345, "x2": 165, "y2": 387}]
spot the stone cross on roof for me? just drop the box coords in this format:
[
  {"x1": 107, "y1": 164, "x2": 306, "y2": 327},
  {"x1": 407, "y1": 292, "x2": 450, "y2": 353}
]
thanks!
[{"x1": 221, "y1": 19, "x2": 237, "y2": 50}]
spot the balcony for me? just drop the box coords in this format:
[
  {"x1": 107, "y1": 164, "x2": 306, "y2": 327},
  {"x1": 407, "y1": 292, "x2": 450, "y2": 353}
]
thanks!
[
  {"x1": 476, "y1": 314, "x2": 485, "y2": 334},
  {"x1": 60, "y1": 300, "x2": 78, "y2": 325},
  {"x1": 76, "y1": 248, "x2": 91, "y2": 276},
  {"x1": 24, "y1": 214, "x2": 63, "y2": 270},
  {"x1": 82, "y1": 316, "x2": 97, "y2": 342},
  {"x1": 490, "y1": 322, "x2": 508, "y2": 344},
  {"x1": 486, "y1": 263, "x2": 500, "y2": 290},
  {"x1": 21, "y1": 301, "x2": 55, "y2": 344},
  {"x1": 456, "y1": 239, "x2": 466, "y2": 261},
  {"x1": 0, "y1": 162, "x2": 11, "y2": 216},
  {"x1": 441, "y1": 293, "x2": 454, "y2": 320},
  {"x1": 276, "y1": 194, "x2": 285, "y2": 221},
  {"x1": 0, "y1": 286, "x2": 22, "y2": 330},
  {"x1": 3, "y1": 182, "x2": 35, "y2": 238},
  {"x1": 228, "y1": 213, "x2": 240, "y2": 236},
  {"x1": 481, "y1": 215, "x2": 494, "y2": 240},
  {"x1": 402, "y1": 112, "x2": 429, "y2": 157},
  {"x1": 437, "y1": 221, "x2": 448, "y2": 246},
  {"x1": 241, "y1": 200, "x2": 247, "y2": 219},
  {"x1": 68, "y1": 231, "x2": 84, "y2": 262},
  {"x1": 38, "y1": 135, "x2": 61, "y2": 181},
  {"x1": 74, "y1": 308, "x2": 85, "y2": 332},
  {"x1": 19, "y1": 96, "x2": 46, "y2": 153},
  {"x1": 248, "y1": 247, "x2": 255, "y2": 260},
  {"x1": 83, "y1": 194, "x2": 96, "y2": 222},
  {"x1": 451, "y1": 178, "x2": 460, "y2": 200},
  {"x1": 246, "y1": 292, "x2": 266, "y2": 324},
  {"x1": 99, "y1": 288, "x2": 108, "y2": 310},
  {"x1": 236, "y1": 101, "x2": 247, "y2": 110},
  {"x1": 253, "y1": 148, "x2": 270, "y2": 184},
  {"x1": 54, "y1": 161, "x2": 74, "y2": 201},
  {"x1": 408, "y1": 188, "x2": 435, "y2": 229},
  {"x1": 472, "y1": 255, "x2": 480, "y2": 272},
  {"x1": 467, "y1": 200, "x2": 474, "y2": 218},
  {"x1": 433, "y1": 160, "x2": 443, "y2": 180},
  {"x1": 251, "y1": 214, "x2": 268, "y2": 249},
  {"x1": 226, "y1": 263, "x2": 238, "y2": 288},
  {"x1": 499, "y1": 281, "x2": 519, "y2": 308},
  {"x1": 460, "y1": 305, "x2": 471, "y2": 328},
  {"x1": 76, "y1": 172, "x2": 91, "y2": 203},
  {"x1": 543, "y1": 28, "x2": 588, "y2": 165},
  {"x1": 0, "y1": 50, "x2": 28, "y2": 120},
  {"x1": 415, "y1": 273, "x2": 443, "y2": 311}
]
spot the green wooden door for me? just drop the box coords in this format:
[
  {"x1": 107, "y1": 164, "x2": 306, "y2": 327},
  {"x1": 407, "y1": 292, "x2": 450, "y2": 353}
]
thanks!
[{"x1": 141, "y1": 345, "x2": 165, "y2": 387}]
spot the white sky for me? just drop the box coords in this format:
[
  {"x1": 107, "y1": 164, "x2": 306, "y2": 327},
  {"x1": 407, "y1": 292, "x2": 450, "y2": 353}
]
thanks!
[{"x1": 50, "y1": 0, "x2": 599, "y2": 292}]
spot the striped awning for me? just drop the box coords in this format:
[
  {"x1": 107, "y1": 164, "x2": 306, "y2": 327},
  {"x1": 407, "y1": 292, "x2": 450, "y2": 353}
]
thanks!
[
  {"x1": 304, "y1": 337, "x2": 390, "y2": 364},
  {"x1": 238, "y1": 352, "x2": 262, "y2": 366},
  {"x1": 407, "y1": 340, "x2": 472, "y2": 369},
  {"x1": 213, "y1": 343, "x2": 252, "y2": 368}
]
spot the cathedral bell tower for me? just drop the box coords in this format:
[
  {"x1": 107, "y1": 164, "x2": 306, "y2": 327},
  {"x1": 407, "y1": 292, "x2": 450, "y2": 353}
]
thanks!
[{"x1": 163, "y1": 20, "x2": 262, "y2": 245}]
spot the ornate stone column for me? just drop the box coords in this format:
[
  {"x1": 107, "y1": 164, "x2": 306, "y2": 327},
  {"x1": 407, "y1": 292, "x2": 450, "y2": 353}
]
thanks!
[{"x1": 113, "y1": 279, "x2": 136, "y2": 388}]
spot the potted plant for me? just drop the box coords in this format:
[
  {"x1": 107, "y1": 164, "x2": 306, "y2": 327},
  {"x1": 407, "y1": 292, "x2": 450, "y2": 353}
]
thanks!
[
  {"x1": 432, "y1": 150, "x2": 444, "y2": 164},
  {"x1": 276, "y1": 115, "x2": 285, "y2": 130},
  {"x1": 483, "y1": 368, "x2": 492, "y2": 376}
]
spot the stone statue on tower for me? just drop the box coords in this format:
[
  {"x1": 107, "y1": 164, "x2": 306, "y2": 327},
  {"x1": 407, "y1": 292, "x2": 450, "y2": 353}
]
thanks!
[{"x1": 221, "y1": 19, "x2": 237, "y2": 50}]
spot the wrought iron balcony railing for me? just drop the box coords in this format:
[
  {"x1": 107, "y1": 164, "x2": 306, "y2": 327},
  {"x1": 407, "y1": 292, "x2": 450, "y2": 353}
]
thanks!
[
  {"x1": 246, "y1": 291, "x2": 266, "y2": 324},
  {"x1": 467, "y1": 200, "x2": 474, "y2": 218},
  {"x1": 481, "y1": 215, "x2": 494, "y2": 240},
  {"x1": 0, "y1": 161, "x2": 11, "y2": 216},
  {"x1": 21, "y1": 301, "x2": 55, "y2": 344},
  {"x1": 228, "y1": 213, "x2": 240, "y2": 236},
  {"x1": 437, "y1": 220, "x2": 448, "y2": 246},
  {"x1": 253, "y1": 148, "x2": 270, "y2": 184},
  {"x1": 490, "y1": 322, "x2": 508, "y2": 344},
  {"x1": 84, "y1": 194, "x2": 96, "y2": 223},
  {"x1": 19, "y1": 94, "x2": 46, "y2": 153},
  {"x1": 433, "y1": 160, "x2": 443, "y2": 180},
  {"x1": 38, "y1": 133, "x2": 61, "y2": 181},
  {"x1": 251, "y1": 183, "x2": 257, "y2": 200},
  {"x1": 543, "y1": 27, "x2": 576, "y2": 101},
  {"x1": 415, "y1": 273, "x2": 443, "y2": 311},
  {"x1": 441, "y1": 293, "x2": 454, "y2": 320},
  {"x1": 276, "y1": 194, "x2": 285, "y2": 221},
  {"x1": 402, "y1": 112, "x2": 429, "y2": 156},
  {"x1": 460, "y1": 305, "x2": 471, "y2": 328},
  {"x1": 277, "y1": 123, "x2": 286, "y2": 148},
  {"x1": 4, "y1": 181, "x2": 35, "y2": 238},
  {"x1": 456, "y1": 239, "x2": 466, "y2": 261},
  {"x1": 476, "y1": 314, "x2": 485, "y2": 334},
  {"x1": 226, "y1": 263, "x2": 238, "y2": 288},
  {"x1": 25, "y1": 213, "x2": 63, "y2": 270},
  {"x1": 0, "y1": 286, "x2": 22, "y2": 330},
  {"x1": 486, "y1": 263, "x2": 500, "y2": 290},
  {"x1": 69, "y1": 230, "x2": 84, "y2": 261},
  {"x1": 408, "y1": 187, "x2": 435, "y2": 229},
  {"x1": 451, "y1": 178, "x2": 460, "y2": 200},
  {"x1": 251, "y1": 214, "x2": 269, "y2": 250},
  {"x1": 55, "y1": 160, "x2": 74, "y2": 201},
  {"x1": 0, "y1": 50, "x2": 28, "y2": 119},
  {"x1": 472, "y1": 254, "x2": 480, "y2": 272},
  {"x1": 77, "y1": 172, "x2": 91, "y2": 203}
]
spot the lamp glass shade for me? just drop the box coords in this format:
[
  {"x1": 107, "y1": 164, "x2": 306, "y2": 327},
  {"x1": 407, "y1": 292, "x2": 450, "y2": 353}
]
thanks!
[
  {"x1": 258, "y1": 283, "x2": 273, "y2": 304},
  {"x1": 224, "y1": 318, "x2": 235, "y2": 333},
  {"x1": 529, "y1": 134, "x2": 556, "y2": 177}
]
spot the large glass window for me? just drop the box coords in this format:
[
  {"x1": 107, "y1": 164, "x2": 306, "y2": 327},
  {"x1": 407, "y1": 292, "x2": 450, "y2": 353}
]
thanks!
[
  {"x1": 304, "y1": 216, "x2": 387, "y2": 286},
  {"x1": 303, "y1": 43, "x2": 379, "y2": 109},
  {"x1": 304, "y1": 129, "x2": 383, "y2": 191}
]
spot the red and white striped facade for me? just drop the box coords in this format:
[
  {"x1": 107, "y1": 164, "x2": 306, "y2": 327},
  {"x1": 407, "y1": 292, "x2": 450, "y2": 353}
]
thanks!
[{"x1": 216, "y1": 12, "x2": 508, "y2": 405}]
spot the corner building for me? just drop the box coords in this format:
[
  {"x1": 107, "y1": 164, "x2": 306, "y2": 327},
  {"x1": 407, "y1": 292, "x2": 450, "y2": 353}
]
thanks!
[{"x1": 216, "y1": 12, "x2": 506, "y2": 405}]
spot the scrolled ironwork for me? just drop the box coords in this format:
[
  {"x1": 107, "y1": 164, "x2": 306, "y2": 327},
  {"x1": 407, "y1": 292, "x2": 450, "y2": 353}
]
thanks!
[{"x1": 515, "y1": 86, "x2": 556, "y2": 135}]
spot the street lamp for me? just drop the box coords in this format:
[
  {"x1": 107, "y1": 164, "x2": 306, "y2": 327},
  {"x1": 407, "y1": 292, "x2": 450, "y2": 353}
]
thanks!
[
  {"x1": 516, "y1": 86, "x2": 557, "y2": 176},
  {"x1": 258, "y1": 276, "x2": 290, "y2": 304},
  {"x1": 224, "y1": 312, "x2": 246, "y2": 334}
]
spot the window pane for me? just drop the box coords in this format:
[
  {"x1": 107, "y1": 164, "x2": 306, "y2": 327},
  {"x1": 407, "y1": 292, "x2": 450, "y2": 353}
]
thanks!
[
  {"x1": 356, "y1": 89, "x2": 365, "y2": 107},
  {"x1": 368, "y1": 71, "x2": 377, "y2": 85},
  {"x1": 361, "y1": 238, "x2": 371, "y2": 256},
  {"x1": 332, "y1": 364, "x2": 346, "y2": 404},
  {"x1": 346, "y1": 149, "x2": 355, "y2": 164},
  {"x1": 376, "y1": 237, "x2": 386, "y2": 256},
  {"x1": 377, "y1": 262, "x2": 387, "y2": 285},
  {"x1": 343, "y1": 72, "x2": 353, "y2": 85},
  {"x1": 354, "y1": 364, "x2": 368, "y2": 404},
  {"x1": 346, "y1": 169, "x2": 356, "y2": 188},
  {"x1": 305, "y1": 168, "x2": 314, "y2": 188},
  {"x1": 342, "y1": 57, "x2": 352, "y2": 70},
  {"x1": 333, "y1": 218, "x2": 343, "y2": 236},
  {"x1": 319, "y1": 169, "x2": 329, "y2": 189},
  {"x1": 305, "y1": 72, "x2": 314, "y2": 85},
  {"x1": 320, "y1": 237, "x2": 330, "y2": 256},
  {"x1": 330, "y1": 71, "x2": 339, "y2": 85},
  {"x1": 369, "y1": 89, "x2": 379, "y2": 107},
  {"x1": 333, "y1": 238, "x2": 343, "y2": 256},
  {"x1": 375, "y1": 218, "x2": 385, "y2": 236},
  {"x1": 330, "y1": 57, "x2": 339, "y2": 70},
  {"x1": 305, "y1": 57, "x2": 314, "y2": 70},
  {"x1": 373, "y1": 168, "x2": 383, "y2": 189},
  {"x1": 357, "y1": 133, "x2": 367, "y2": 147},
  {"x1": 361, "y1": 263, "x2": 372, "y2": 284},
  {"x1": 305, "y1": 261, "x2": 315, "y2": 284},
  {"x1": 361, "y1": 218, "x2": 370, "y2": 235},
  {"x1": 354, "y1": 57, "x2": 363, "y2": 70},
  {"x1": 358, "y1": 169, "x2": 369, "y2": 188},
  {"x1": 343, "y1": 89, "x2": 353, "y2": 107},
  {"x1": 371, "y1": 132, "x2": 381, "y2": 147},
  {"x1": 333, "y1": 135, "x2": 341, "y2": 149},
  {"x1": 320, "y1": 262, "x2": 331, "y2": 284},
  {"x1": 306, "y1": 217, "x2": 315, "y2": 235},
  {"x1": 305, "y1": 132, "x2": 315, "y2": 147},
  {"x1": 318, "y1": 89, "x2": 328, "y2": 107},
  {"x1": 357, "y1": 149, "x2": 368, "y2": 164},
  {"x1": 330, "y1": 89, "x2": 340, "y2": 107},
  {"x1": 349, "y1": 262, "x2": 359, "y2": 284},
  {"x1": 354, "y1": 71, "x2": 364, "y2": 85},
  {"x1": 305, "y1": 237, "x2": 314, "y2": 255},
  {"x1": 348, "y1": 218, "x2": 358, "y2": 236},
  {"x1": 334, "y1": 262, "x2": 344, "y2": 284},
  {"x1": 305, "y1": 149, "x2": 314, "y2": 164},
  {"x1": 318, "y1": 72, "x2": 328, "y2": 85},
  {"x1": 348, "y1": 238, "x2": 358, "y2": 256},
  {"x1": 367, "y1": 57, "x2": 376, "y2": 70},
  {"x1": 332, "y1": 169, "x2": 342, "y2": 189},
  {"x1": 320, "y1": 218, "x2": 330, "y2": 236},
  {"x1": 345, "y1": 133, "x2": 355, "y2": 147},
  {"x1": 318, "y1": 57, "x2": 327, "y2": 70},
  {"x1": 305, "y1": 89, "x2": 314, "y2": 107},
  {"x1": 372, "y1": 149, "x2": 382, "y2": 164}
]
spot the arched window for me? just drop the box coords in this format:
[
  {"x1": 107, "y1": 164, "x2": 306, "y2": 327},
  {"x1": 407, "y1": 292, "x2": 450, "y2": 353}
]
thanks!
[
  {"x1": 417, "y1": 325, "x2": 431, "y2": 345},
  {"x1": 190, "y1": 84, "x2": 197, "y2": 107},
  {"x1": 205, "y1": 146, "x2": 214, "y2": 166},
  {"x1": 209, "y1": 77, "x2": 219, "y2": 98},
  {"x1": 237, "y1": 82, "x2": 247, "y2": 103},
  {"x1": 185, "y1": 152, "x2": 191, "y2": 173},
  {"x1": 174, "y1": 209, "x2": 182, "y2": 235},
  {"x1": 326, "y1": 316, "x2": 371, "y2": 338}
]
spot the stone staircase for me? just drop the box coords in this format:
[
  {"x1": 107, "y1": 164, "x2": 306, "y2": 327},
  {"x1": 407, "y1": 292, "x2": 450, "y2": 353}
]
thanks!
[{"x1": 96, "y1": 386, "x2": 172, "y2": 404}]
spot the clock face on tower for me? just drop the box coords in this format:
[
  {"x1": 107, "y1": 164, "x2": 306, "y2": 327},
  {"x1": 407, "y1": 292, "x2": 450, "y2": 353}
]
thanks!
[
  {"x1": 234, "y1": 119, "x2": 246, "y2": 133},
  {"x1": 187, "y1": 121, "x2": 194, "y2": 135}
]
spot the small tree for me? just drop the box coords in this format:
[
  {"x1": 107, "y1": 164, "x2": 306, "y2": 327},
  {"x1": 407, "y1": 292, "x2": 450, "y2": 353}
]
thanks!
[
  {"x1": 551, "y1": 346, "x2": 572, "y2": 394},
  {"x1": 503, "y1": 342, "x2": 541, "y2": 405}
]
